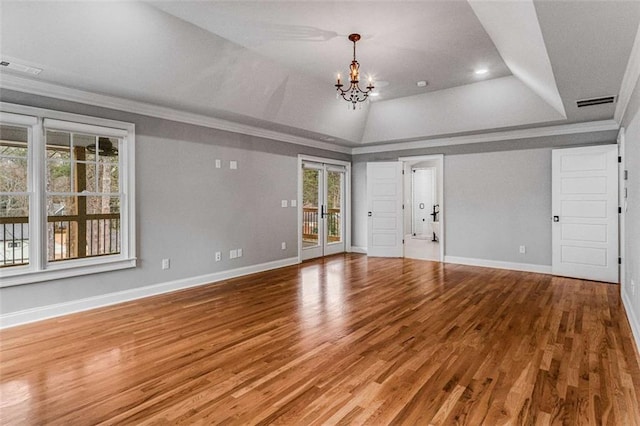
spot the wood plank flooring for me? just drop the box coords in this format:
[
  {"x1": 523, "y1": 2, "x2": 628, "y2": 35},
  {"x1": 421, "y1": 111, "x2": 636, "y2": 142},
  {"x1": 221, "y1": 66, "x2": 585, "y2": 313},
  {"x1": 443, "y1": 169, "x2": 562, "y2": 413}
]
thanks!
[{"x1": 1, "y1": 254, "x2": 639, "y2": 424}]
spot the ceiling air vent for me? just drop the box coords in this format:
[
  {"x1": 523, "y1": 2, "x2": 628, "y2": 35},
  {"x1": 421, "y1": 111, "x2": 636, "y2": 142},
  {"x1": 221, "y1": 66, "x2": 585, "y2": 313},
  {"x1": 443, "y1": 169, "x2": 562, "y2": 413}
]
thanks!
[
  {"x1": 0, "y1": 60, "x2": 42, "y2": 75},
  {"x1": 576, "y1": 96, "x2": 616, "y2": 108}
]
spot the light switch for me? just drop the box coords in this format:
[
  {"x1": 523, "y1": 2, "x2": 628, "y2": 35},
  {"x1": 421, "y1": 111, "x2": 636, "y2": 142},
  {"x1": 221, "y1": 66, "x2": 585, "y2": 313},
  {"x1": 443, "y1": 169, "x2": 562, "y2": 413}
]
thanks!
[
  {"x1": 281, "y1": 200, "x2": 288, "y2": 208},
  {"x1": 230, "y1": 160, "x2": 238, "y2": 169},
  {"x1": 215, "y1": 159, "x2": 221, "y2": 169},
  {"x1": 290, "y1": 200, "x2": 297, "y2": 207}
]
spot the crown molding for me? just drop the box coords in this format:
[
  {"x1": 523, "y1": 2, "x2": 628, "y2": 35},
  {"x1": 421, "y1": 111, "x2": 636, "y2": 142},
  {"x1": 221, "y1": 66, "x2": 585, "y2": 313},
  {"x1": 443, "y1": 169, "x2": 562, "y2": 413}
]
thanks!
[
  {"x1": 1, "y1": 74, "x2": 622, "y2": 157},
  {"x1": 0, "y1": 74, "x2": 351, "y2": 154},
  {"x1": 615, "y1": 22, "x2": 640, "y2": 124},
  {"x1": 351, "y1": 120, "x2": 619, "y2": 155}
]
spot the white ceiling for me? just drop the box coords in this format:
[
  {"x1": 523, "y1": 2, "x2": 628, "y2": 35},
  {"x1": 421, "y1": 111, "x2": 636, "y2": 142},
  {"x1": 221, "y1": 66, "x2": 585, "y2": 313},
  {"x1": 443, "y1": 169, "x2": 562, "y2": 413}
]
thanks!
[
  {"x1": 151, "y1": 1, "x2": 513, "y2": 100},
  {"x1": 1, "y1": 1, "x2": 639, "y2": 150}
]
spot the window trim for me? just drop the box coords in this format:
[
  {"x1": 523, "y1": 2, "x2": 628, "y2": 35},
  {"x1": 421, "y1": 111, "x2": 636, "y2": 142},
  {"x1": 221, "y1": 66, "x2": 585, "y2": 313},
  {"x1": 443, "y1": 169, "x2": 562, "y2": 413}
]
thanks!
[{"x1": 0, "y1": 103, "x2": 136, "y2": 287}]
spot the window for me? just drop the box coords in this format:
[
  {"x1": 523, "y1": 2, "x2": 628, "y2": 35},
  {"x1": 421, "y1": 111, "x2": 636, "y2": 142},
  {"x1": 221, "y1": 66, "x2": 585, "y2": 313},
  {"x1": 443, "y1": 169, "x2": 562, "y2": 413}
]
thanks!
[{"x1": 0, "y1": 106, "x2": 135, "y2": 286}]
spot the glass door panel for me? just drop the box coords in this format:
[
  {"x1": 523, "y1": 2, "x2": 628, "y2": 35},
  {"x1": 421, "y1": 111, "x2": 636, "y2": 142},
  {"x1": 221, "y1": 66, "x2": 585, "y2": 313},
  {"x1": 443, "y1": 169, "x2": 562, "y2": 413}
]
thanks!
[{"x1": 302, "y1": 165, "x2": 323, "y2": 260}]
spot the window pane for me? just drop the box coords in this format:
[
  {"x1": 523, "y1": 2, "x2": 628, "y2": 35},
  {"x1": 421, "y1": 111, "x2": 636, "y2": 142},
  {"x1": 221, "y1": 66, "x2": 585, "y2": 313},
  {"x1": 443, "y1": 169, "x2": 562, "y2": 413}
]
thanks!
[
  {"x1": 327, "y1": 171, "x2": 343, "y2": 243},
  {"x1": 82, "y1": 162, "x2": 97, "y2": 193},
  {"x1": 47, "y1": 196, "x2": 77, "y2": 216},
  {"x1": 46, "y1": 195, "x2": 121, "y2": 262},
  {"x1": 302, "y1": 169, "x2": 319, "y2": 248},
  {"x1": 86, "y1": 196, "x2": 121, "y2": 258},
  {"x1": 97, "y1": 137, "x2": 119, "y2": 162},
  {"x1": 74, "y1": 134, "x2": 96, "y2": 161},
  {"x1": 0, "y1": 157, "x2": 28, "y2": 192},
  {"x1": 98, "y1": 160, "x2": 119, "y2": 194},
  {"x1": 0, "y1": 195, "x2": 29, "y2": 218},
  {"x1": 86, "y1": 196, "x2": 120, "y2": 215},
  {"x1": 0, "y1": 125, "x2": 29, "y2": 193},
  {"x1": 0, "y1": 124, "x2": 28, "y2": 149},
  {"x1": 47, "y1": 159, "x2": 72, "y2": 193},
  {"x1": 46, "y1": 131, "x2": 71, "y2": 160},
  {"x1": 0, "y1": 195, "x2": 29, "y2": 268}
]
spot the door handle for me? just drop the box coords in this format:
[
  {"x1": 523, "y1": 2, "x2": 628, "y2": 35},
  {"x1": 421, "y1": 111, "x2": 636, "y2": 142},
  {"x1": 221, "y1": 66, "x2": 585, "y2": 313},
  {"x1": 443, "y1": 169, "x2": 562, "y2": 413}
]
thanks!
[{"x1": 553, "y1": 216, "x2": 559, "y2": 222}]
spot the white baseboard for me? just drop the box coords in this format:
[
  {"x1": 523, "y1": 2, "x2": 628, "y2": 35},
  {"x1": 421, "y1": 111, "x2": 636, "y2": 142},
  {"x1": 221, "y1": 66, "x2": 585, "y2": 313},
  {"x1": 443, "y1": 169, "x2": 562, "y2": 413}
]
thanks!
[
  {"x1": 0, "y1": 257, "x2": 299, "y2": 329},
  {"x1": 622, "y1": 291, "x2": 640, "y2": 356},
  {"x1": 350, "y1": 246, "x2": 367, "y2": 254},
  {"x1": 444, "y1": 256, "x2": 552, "y2": 274}
]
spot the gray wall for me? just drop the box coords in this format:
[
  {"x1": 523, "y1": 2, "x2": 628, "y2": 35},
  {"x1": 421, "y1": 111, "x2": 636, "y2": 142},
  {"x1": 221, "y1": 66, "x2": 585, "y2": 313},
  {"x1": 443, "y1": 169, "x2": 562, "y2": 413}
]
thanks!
[
  {"x1": 0, "y1": 90, "x2": 349, "y2": 314},
  {"x1": 352, "y1": 132, "x2": 617, "y2": 266},
  {"x1": 444, "y1": 149, "x2": 551, "y2": 264},
  {"x1": 621, "y1": 76, "x2": 640, "y2": 348}
]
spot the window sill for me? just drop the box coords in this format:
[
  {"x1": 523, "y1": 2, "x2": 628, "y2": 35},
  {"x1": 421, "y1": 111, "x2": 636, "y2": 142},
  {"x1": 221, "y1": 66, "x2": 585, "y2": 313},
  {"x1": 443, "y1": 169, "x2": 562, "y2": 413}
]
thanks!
[{"x1": 0, "y1": 257, "x2": 137, "y2": 288}]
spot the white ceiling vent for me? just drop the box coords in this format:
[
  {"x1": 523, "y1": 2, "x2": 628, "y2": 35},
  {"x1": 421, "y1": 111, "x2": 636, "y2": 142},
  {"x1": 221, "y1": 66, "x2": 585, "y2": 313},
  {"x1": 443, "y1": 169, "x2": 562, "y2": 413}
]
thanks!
[
  {"x1": 0, "y1": 60, "x2": 42, "y2": 75},
  {"x1": 576, "y1": 96, "x2": 616, "y2": 108}
]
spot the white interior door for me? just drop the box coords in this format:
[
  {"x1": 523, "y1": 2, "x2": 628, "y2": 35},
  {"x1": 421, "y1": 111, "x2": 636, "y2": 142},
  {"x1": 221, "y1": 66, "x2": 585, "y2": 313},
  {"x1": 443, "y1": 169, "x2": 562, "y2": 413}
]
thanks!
[
  {"x1": 301, "y1": 162, "x2": 345, "y2": 260},
  {"x1": 412, "y1": 168, "x2": 434, "y2": 236},
  {"x1": 552, "y1": 145, "x2": 619, "y2": 283},
  {"x1": 367, "y1": 162, "x2": 403, "y2": 257}
]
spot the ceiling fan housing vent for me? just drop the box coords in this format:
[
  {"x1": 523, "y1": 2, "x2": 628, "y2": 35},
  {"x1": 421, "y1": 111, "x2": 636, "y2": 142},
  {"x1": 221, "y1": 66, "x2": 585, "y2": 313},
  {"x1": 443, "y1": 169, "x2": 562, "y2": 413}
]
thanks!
[{"x1": 576, "y1": 96, "x2": 616, "y2": 108}]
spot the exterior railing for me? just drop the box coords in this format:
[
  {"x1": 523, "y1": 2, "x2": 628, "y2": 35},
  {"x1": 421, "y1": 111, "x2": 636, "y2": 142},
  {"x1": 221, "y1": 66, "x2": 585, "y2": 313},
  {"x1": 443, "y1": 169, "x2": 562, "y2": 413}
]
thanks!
[
  {"x1": 1, "y1": 214, "x2": 120, "y2": 267},
  {"x1": 302, "y1": 207, "x2": 341, "y2": 243},
  {"x1": 0, "y1": 217, "x2": 29, "y2": 267}
]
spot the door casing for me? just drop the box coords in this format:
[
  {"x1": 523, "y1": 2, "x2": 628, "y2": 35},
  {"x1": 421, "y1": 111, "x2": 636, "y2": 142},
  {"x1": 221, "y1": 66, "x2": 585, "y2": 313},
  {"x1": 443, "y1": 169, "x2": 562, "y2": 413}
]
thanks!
[{"x1": 399, "y1": 154, "x2": 445, "y2": 261}]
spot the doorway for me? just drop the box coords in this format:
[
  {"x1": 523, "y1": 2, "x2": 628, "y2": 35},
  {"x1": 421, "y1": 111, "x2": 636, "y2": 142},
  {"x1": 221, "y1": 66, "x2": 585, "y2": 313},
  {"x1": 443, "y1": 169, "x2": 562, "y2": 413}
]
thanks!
[
  {"x1": 299, "y1": 157, "x2": 350, "y2": 261},
  {"x1": 400, "y1": 155, "x2": 444, "y2": 261}
]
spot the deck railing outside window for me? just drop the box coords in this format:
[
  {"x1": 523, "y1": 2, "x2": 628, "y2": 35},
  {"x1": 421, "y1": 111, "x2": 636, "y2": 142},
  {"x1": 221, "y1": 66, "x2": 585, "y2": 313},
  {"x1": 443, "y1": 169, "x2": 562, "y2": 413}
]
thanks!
[
  {"x1": 302, "y1": 207, "x2": 341, "y2": 244},
  {"x1": 1, "y1": 214, "x2": 120, "y2": 267}
]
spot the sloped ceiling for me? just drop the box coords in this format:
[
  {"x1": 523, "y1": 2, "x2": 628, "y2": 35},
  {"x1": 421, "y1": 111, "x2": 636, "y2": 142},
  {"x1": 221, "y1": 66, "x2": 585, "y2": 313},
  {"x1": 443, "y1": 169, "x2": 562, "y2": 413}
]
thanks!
[{"x1": 1, "y1": 1, "x2": 639, "y2": 151}]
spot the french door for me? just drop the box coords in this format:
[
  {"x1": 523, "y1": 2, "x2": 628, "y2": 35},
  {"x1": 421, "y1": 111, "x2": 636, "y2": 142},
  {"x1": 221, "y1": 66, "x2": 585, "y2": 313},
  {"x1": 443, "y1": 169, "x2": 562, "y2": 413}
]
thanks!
[{"x1": 301, "y1": 161, "x2": 345, "y2": 260}]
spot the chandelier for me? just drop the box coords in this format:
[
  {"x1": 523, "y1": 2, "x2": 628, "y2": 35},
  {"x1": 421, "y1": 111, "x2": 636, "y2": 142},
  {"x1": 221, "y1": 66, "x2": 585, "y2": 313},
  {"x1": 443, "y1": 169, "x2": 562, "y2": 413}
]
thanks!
[{"x1": 335, "y1": 33, "x2": 374, "y2": 109}]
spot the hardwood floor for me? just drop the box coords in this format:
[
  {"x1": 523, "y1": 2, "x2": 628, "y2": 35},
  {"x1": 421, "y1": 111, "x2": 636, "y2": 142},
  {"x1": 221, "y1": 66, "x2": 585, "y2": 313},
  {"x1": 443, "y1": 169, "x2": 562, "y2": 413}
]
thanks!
[{"x1": 1, "y1": 254, "x2": 639, "y2": 424}]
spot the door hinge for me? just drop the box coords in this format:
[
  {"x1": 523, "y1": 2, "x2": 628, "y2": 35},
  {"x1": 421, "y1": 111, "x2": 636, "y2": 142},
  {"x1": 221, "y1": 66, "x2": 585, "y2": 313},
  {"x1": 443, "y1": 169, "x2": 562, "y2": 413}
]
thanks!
[
  {"x1": 619, "y1": 206, "x2": 622, "y2": 214},
  {"x1": 618, "y1": 156, "x2": 622, "y2": 163},
  {"x1": 624, "y1": 170, "x2": 628, "y2": 180},
  {"x1": 402, "y1": 170, "x2": 405, "y2": 175},
  {"x1": 619, "y1": 257, "x2": 622, "y2": 265},
  {"x1": 402, "y1": 239, "x2": 405, "y2": 244},
  {"x1": 402, "y1": 204, "x2": 404, "y2": 210}
]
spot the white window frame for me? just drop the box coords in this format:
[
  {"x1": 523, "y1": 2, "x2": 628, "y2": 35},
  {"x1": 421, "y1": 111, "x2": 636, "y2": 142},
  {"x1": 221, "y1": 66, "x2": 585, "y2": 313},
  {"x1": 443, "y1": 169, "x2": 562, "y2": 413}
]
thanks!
[{"x1": 0, "y1": 102, "x2": 136, "y2": 287}]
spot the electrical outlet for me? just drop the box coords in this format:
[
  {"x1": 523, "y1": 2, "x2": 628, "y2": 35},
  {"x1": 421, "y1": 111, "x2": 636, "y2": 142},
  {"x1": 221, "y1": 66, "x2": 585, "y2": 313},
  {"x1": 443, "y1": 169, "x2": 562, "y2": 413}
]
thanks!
[
  {"x1": 519, "y1": 245, "x2": 526, "y2": 254},
  {"x1": 281, "y1": 242, "x2": 286, "y2": 250},
  {"x1": 237, "y1": 248, "x2": 243, "y2": 257},
  {"x1": 230, "y1": 249, "x2": 237, "y2": 259},
  {"x1": 281, "y1": 200, "x2": 288, "y2": 208},
  {"x1": 162, "y1": 258, "x2": 170, "y2": 270},
  {"x1": 215, "y1": 159, "x2": 221, "y2": 169},
  {"x1": 291, "y1": 199, "x2": 297, "y2": 207},
  {"x1": 230, "y1": 160, "x2": 237, "y2": 170},
  {"x1": 215, "y1": 251, "x2": 221, "y2": 261}
]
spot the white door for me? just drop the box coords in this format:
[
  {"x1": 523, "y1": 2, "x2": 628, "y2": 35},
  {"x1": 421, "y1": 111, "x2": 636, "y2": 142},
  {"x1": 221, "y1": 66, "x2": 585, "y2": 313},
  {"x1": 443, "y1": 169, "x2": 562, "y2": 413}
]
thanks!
[
  {"x1": 301, "y1": 162, "x2": 346, "y2": 260},
  {"x1": 412, "y1": 168, "x2": 435, "y2": 236},
  {"x1": 367, "y1": 162, "x2": 403, "y2": 257},
  {"x1": 552, "y1": 145, "x2": 619, "y2": 283}
]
